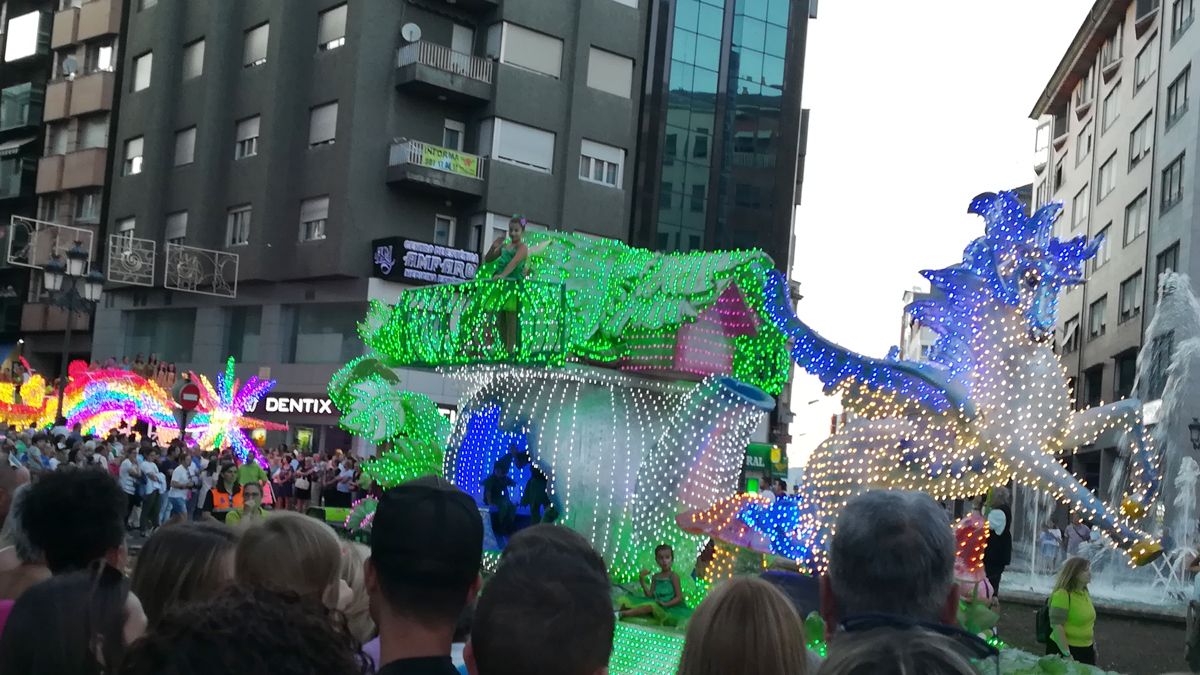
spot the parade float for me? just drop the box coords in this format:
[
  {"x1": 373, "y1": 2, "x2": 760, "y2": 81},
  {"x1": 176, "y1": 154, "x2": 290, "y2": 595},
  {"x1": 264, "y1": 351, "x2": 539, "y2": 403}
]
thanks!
[
  {"x1": 328, "y1": 191, "x2": 1156, "y2": 674},
  {"x1": 31, "y1": 357, "x2": 286, "y2": 465}
]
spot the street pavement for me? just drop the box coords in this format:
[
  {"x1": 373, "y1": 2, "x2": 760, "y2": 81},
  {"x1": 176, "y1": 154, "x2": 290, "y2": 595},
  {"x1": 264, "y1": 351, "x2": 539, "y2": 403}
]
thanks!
[{"x1": 997, "y1": 598, "x2": 1188, "y2": 674}]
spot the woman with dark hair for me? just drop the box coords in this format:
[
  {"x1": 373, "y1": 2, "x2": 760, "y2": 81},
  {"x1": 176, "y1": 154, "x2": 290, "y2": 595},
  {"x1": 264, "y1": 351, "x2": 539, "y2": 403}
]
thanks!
[
  {"x1": 0, "y1": 562, "x2": 147, "y2": 674},
  {"x1": 131, "y1": 522, "x2": 238, "y2": 625}
]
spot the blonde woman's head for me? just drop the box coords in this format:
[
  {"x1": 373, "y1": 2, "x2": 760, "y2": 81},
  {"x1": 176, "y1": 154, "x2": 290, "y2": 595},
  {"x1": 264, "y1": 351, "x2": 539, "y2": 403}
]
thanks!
[
  {"x1": 1053, "y1": 556, "x2": 1091, "y2": 593},
  {"x1": 235, "y1": 512, "x2": 344, "y2": 608},
  {"x1": 676, "y1": 576, "x2": 808, "y2": 675},
  {"x1": 340, "y1": 541, "x2": 375, "y2": 642},
  {"x1": 132, "y1": 522, "x2": 238, "y2": 625},
  {"x1": 818, "y1": 627, "x2": 978, "y2": 675}
]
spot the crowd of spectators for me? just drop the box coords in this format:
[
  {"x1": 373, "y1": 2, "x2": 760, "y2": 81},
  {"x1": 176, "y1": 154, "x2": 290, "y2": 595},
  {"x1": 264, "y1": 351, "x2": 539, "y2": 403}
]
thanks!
[{"x1": 0, "y1": 424, "x2": 1022, "y2": 675}]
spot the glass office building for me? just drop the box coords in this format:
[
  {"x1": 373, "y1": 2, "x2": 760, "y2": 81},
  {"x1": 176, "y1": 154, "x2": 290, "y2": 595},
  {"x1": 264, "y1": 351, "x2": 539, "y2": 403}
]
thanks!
[{"x1": 632, "y1": 0, "x2": 809, "y2": 269}]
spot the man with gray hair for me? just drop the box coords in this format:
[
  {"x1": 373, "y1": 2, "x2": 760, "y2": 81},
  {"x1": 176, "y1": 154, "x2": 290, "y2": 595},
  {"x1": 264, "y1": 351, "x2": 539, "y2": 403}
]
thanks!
[
  {"x1": 0, "y1": 484, "x2": 48, "y2": 601},
  {"x1": 819, "y1": 490, "x2": 959, "y2": 634}
]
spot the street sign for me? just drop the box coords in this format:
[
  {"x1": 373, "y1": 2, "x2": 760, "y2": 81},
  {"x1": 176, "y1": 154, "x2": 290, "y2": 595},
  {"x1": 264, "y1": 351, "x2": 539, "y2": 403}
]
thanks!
[{"x1": 176, "y1": 382, "x2": 201, "y2": 411}]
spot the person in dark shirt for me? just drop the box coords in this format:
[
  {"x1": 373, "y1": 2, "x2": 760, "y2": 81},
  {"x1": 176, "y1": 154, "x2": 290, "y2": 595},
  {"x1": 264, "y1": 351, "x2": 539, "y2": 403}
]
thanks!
[{"x1": 368, "y1": 477, "x2": 482, "y2": 675}]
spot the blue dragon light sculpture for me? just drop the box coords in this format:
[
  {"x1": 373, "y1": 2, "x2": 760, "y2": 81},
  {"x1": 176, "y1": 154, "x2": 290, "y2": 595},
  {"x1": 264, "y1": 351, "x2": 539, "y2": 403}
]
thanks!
[{"x1": 685, "y1": 191, "x2": 1163, "y2": 571}]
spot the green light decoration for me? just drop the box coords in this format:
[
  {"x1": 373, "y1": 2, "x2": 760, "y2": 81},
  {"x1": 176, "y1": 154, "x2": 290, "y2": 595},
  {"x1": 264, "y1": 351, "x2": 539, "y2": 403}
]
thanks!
[
  {"x1": 328, "y1": 356, "x2": 451, "y2": 487},
  {"x1": 353, "y1": 232, "x2": 790, "y2": 394}
]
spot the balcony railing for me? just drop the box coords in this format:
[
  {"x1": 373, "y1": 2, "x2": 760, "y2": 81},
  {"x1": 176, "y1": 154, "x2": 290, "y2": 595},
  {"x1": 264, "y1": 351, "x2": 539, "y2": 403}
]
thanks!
[
  {"x1": 397, "y1": 41, "x2": 493, "y2": 84},
  {"x1": 389, "y1": 140, "x2": 484, "y2": 179}
]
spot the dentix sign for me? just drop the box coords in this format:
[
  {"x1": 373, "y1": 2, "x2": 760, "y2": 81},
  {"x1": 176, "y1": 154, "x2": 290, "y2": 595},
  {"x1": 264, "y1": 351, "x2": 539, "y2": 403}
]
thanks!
[{"x1": 252, "y1": 394, "x2": 336, "y2": 416}]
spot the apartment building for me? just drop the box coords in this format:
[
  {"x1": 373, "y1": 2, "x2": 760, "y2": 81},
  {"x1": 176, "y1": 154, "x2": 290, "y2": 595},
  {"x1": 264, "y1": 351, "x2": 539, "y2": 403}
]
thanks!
[
  {"x1": 90, "y1": 0, "x2": 651, "y2": 454},
  {"x1": 20, "y1": 0, "x2": 126, "y2": 372},
  {"x1": 1030, "y1": 0, "x2": 1196, "y2": 497},
  {"x1": 0, "y1": 1, "x2": 56, "y2": 355}
]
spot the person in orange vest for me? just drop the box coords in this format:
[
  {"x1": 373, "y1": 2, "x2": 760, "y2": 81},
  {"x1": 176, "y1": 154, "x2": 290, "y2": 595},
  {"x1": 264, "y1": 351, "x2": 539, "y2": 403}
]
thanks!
[{"x1": 200, "y1": 462, "x2": 243, "y2": 524}]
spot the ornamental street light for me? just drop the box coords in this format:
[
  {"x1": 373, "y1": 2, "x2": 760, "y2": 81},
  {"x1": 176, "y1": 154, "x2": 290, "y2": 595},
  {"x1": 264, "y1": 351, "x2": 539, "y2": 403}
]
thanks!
[{"x1": 41, "y1": 241, "x2": 105, "y2": 420}]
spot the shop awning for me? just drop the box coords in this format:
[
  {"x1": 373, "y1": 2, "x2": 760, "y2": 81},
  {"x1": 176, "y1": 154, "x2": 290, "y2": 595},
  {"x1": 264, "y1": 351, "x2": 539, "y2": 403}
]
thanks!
[{"x1": 0, "y1": 136, "x2": 37, "y2": 157}]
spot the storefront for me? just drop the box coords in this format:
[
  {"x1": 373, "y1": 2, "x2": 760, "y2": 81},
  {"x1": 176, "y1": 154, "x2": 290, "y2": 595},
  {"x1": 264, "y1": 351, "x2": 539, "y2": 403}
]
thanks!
[
  {"x1": 742, "y1": 443, "x2": 788, "y2": 494},
  {"x1": 249, "y1": 392, "x2": 353, "y2": 457}
]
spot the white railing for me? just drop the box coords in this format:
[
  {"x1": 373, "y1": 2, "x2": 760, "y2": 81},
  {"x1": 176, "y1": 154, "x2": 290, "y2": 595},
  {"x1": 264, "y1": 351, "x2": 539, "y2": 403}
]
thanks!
[
  {"x1": 389, "y1": 140, "x2": 484, "y2": 180},
  {"x1": 732, "y1": 152, "x2": 776, "y2": 169},
  {"x1": 397, "y1": 42, "x2": 493, "y2": 84}
]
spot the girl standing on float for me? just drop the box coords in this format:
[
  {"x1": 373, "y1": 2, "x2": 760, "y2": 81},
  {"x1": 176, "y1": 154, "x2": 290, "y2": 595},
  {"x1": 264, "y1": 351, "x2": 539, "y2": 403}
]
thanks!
[{"x1": 481, "y1": 216, "x2": 531, "y2": 352}]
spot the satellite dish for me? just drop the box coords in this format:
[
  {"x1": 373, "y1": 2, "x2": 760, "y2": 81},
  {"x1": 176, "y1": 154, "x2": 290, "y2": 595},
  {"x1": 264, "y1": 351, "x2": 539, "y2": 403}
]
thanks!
[
  {"x1": 61, "y1": 55, "x2": 78, "y2": 78},
  {"x1": 401, "y1": 23, "x2": 422, "y2": 43}
]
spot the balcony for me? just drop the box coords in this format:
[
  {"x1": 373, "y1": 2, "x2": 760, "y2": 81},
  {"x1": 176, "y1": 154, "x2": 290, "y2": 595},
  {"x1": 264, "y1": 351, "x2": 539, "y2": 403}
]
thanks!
[
  {"x1": 387, "y1": 140, "x2": 485, "y2": 198},
  {"x1": 36, "y1": 155, "x2": 63, "y2": 194},
  {"x1": 68, "y1": 72, "x2": 114, "y2": 116},
  {"x1": 439, "y1": 0, "x2": 498, "y2": 11},
  {"x1": 51, "y1": 8, "x2": 79, "y2": 49},
  {"x1": 395, "y1": 42, "x2": 493, "y2": 105},
  {"x1": 0, "y1": 84, "x2": 44, "y2": 134},
  {"x1": 78, "y1": 0, "x2": 122, "y2": 41},
  {"x1": 62, "y1": 148, "x2": 107, "y2": 190},
  {"x1": 44, "y1": 80, "x2": 71, "y2": 121}
]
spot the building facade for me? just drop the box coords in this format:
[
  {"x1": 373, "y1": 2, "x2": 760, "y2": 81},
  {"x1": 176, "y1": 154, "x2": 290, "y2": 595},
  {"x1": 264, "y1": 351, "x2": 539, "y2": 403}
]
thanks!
[
  {"x1": 20, "y1": 0, "x2": 126, "y2": 375},
  {"x1": 1030, "y1": 0, "x2": 1196, "y2": 497},
  {"x1": 0, "y1": 1, "x2": 56, "y2": 359},
  {"x1": 91, "y1": 0, "x2": 651, "y2": 454}
]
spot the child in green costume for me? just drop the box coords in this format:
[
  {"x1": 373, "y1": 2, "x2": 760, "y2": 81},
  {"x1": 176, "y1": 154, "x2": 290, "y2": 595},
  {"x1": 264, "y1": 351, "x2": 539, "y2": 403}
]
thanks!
[{"x1": 617, "y1": 544, "x2": 691, "y2": 627}]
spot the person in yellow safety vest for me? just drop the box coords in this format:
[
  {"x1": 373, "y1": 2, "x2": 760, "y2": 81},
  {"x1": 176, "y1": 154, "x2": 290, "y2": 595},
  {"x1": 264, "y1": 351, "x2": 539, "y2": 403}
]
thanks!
[
  {"x1": 226, "y1": 481, "x2": 269, "y2": 526},
  {"x1": 200, "y1": 462, "x2": 243, "y2": 524}
]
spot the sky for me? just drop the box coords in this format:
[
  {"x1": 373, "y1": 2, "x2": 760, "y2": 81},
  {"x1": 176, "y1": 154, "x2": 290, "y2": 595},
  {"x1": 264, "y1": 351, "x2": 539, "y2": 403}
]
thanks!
[{"x1": 785, "y1": 0, "x2": 1095, "y2": 468}]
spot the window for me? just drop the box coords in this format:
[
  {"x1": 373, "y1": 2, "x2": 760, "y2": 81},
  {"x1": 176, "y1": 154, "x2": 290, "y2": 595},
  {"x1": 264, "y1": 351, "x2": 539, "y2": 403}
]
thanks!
[
  {"x1": 182, "y1": 39, "x2": 204, "y2": 80},
  {"x1": 442, "y1": 119, "x2": 464, "y2": 151},
  {"x1": 317, "y1": 4, "x2": 346, "y2": 51},
  {"x1": 74, "y1": 189, "x2": 100, "y2": 222},
  {"x1": 1156, "y1": 242, "x2": 1181, "y2": 298},
  {"x1": 488, "y1": 22, "x2": 562, "y2": 78},
  {"x1": 280, "y1": 303, "x2": 364, "y2": 364},
  {"x1": 1102, "y1": 25, "x2": 1123, "y2": 66},
  {"x1": 1072, "y1": 184, "x2": 1089, "y2": 229},
  {"x1": 1148, "y1": 330, "x2": 1175, "y2": 399},
  {"x1": 1075, "y1": 120, "x2": 1092, "y2": 165},
  {"x1": 45, "y1": 122, "x2": 66, "y2": 155},
  {"x1": 1115, "y1": 350, "x2": 1138, "y2": 399},
  {"x1": 1091, "y1": 224, "x2": 1111, "y2": 272},
  {"x1": 226, "y1": 205, "x2": 251, "y2": 246},
  {"x1": 235, "y1": 115, "x2": 259, "y2": 159},
  {"x1": 1162, "y1": 152, "x2": 1186, "y2": 212},
  {"x1": 308, "y1": 101, "x2": 337, "y2": 146},
  {"x1": 1088, "y1": 295, "x2": 1108, "y2": 338},
  {"x1": 694, "y1": 128, "x2": 709, "y2": 158},
  {"x1": 84, "y1": 39, "x2": 115, "y2": 74},
  {"x1": 243, "y1": 23, "x2": 268, "y2": 68},
  {"x1": 1102, "y1": 83, "x2": 1121, "y2": 131},
  {"x1": 1075, "y1": 68, "x2": 1094, "y2": 108},
  {"x1": 123, "y1": 136, "x2": 143, "y2": 176},
  {"x1": 1136, "y1": 38, "x2": 1158, "y2": 89},
  {"x1": 690, "y1": 184, "x2": 705, "y2": 212},
  {"x1": 660, "y1": 182, "x2": 672, "y2": 209},
  {"x1": 434, "y1": 215, "x2": 455, "y2": 246},
  {"x1": 225, "y1": 306, "x2": 261, "y2": 363},
  {"x1": 1119, "y1": 271, "x2": 1143, "y2": 322},
  {"x1": 1173, "y1": 0, "x2": 1194, "y2": 40},
  {"x1": 78, "y1": 114, "x2": 107, "y2": 149},
  {"x1": 1124, "y1": 190, "x2": 1149, "y2": 244},
  {"x1": 3, "y1": 11, "x2": 42, "y2": 63},
  {"x1": 1084, "y1": 365, "x2": 1104, "y2": 408},
  {"x1": 165, "y1": 211, "x2": 187, "y2": 244},
  {"x1": 1062, "y1": 314, "x2": 1081, "y2": 354},
  {"x1": 578, "y1": 139, "x2": 625, "y2": 188},
  {"x1": 173, "y1": 126, "x2": 195, "y2": 166},
  {"x1": 482, "y1": 118, "x2": 555, "y2": 173},
  {"x1": 665, "y1": 133, "x2": 678, "y2": 165},
  {"x1": 1035, "y1": 180, "x2": 1049, "y2": 208},
  {"x1": 1097, "y1": 154, "x2": 1117, "y2": 200},
  {"x1": 115, "y1": 217, "x2": 135, "y2": 245},
  {"x1": 1053, "y1": 158, "x2": 1064, "y2": 192},
  {"x1": 1168, "y1": 66, "x2": 1191, "y2": 128},
  {"x1": 299, "y1": 196, "x2": 328, "y2": 241},
  {"x1": 126, "y1": 309, "x2": 195, "y2": 363},
  {"x1": 1129, "y1": 112, "x2": 1153, "y2": 167},
  {"x1": 1034, "y1": 122, "x2": 1051, "y2": 153},
  {"x1": 586, "y1": 47, "x2": 633, "y2": 98},
  {"x1": 132, "y1": 52, "x2": 152, "y2": 91}
]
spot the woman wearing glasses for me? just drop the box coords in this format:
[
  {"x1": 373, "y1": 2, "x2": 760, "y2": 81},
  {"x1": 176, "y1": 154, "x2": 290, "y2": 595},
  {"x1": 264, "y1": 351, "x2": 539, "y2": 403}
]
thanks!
[{"x1": 1047, "y1": 556, "x2": 1097, "y2": 664}]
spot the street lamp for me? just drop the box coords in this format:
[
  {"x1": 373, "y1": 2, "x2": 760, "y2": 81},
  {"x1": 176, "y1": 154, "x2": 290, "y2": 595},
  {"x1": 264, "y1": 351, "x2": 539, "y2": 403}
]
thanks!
[
  {"x1": 40, "y1": 241, "x2": 104, "y2": 420},
  {"x1": 1190, "y1": 418, "x2": 1200, "y2": 452}
]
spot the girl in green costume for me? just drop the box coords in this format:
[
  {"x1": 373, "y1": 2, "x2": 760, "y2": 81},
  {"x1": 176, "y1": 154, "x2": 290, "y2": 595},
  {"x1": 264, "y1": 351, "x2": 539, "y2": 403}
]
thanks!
[
  {"x1": 618, "y1": 544, "x2": 691, "y2": 627},
  {"x1": 477, "y1": 216, "x2": 530, "y2": 354}
]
